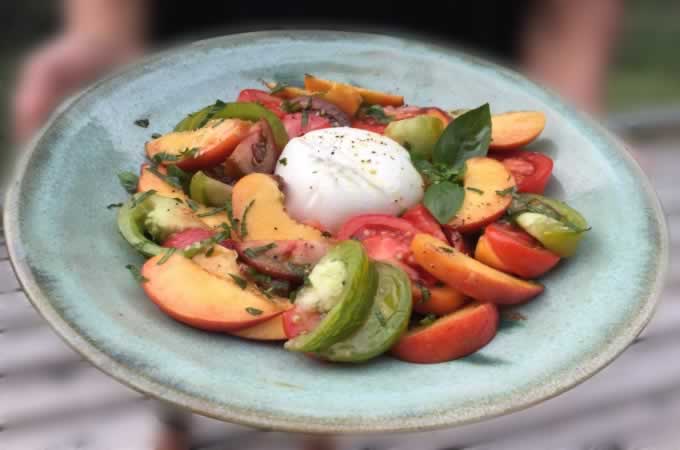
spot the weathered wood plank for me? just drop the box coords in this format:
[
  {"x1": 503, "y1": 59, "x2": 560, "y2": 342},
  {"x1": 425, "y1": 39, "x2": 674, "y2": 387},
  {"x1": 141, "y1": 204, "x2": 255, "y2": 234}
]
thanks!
[
  {"x1": 0, "y1": 260, "x2": 19, "y2": 292},
  {"x1": 0, "y1": 403, "x2": 156, "y2": 450},
  {"x1": 0, "y1": 366, "x2": 141, "y2": 428},
  {"x1": 0, "y1": 327, "x2": 82, "y2": 374},
  {"x1": 371, "y1": 331, "x2": 680, "y2": 449},
  {"x1": 0, "y1": 290, "x2": 42, "y2": 330}
]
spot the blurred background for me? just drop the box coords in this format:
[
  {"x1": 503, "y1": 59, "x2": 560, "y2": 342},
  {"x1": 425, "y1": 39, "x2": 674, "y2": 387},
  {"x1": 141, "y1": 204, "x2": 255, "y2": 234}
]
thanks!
[{"x1": 0, "y1": 1, "x2": 678, "y2": 449}]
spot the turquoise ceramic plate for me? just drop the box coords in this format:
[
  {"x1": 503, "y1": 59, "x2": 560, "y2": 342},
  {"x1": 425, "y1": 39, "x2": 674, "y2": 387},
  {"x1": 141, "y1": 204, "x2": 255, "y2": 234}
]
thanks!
[{"x1": 4, "y1": 31, "x2": 668, "y2": 433}]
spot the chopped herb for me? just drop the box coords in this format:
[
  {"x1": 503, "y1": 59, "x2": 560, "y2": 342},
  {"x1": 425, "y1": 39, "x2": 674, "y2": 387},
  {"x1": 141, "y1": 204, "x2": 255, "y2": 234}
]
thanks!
[
  {"x1": 303, "y1": 275, "x2": 312, "y2": 287},
  {"x1": 280, "y1": 100, "x2": 299, "y2": 113},
  {"x1": 230, "y1": 274, "x2": 248, "y2": 289},
  {"x1": 503, "y1": 311, "x2": 528, "y2": 321},
  {"x1": 257, "y1": 286, "x2": 274, "y2": 299},
  {"x1": 151, "y1": 152, "x2": 179, "y2": 165},
  {"x1": 240, "y1": 200, "x2": 255, "y2": 238},
  {"x1": 301, "y1": 109, "x2": 309, "y2": 129},
  {"x1": 205, "y1": 247, "x2": 215, "y2": 257},
  {"x1": 374, "y1": 309, "x2": 387, "y2": 327},
  {"x1": 178, "y1": 147, "x2": 200, "y2": 159},
  {"x1": 157, "y1": 248, "x2": 177, "y2": 265},
  {"x1": 418, "y1": 284, "x2": 431, "y2": 304},
  {"x1": 134, "y1": 118, "x2": 150, "y2": 128},
  {"x1": 197, "y1": 206, "x2": 227, "y2": 217},
  {"x1": 288, "y1": 263, "x2": 311, "y2": 278},
  {"x1": 243, "y1": 243, "x2": 277, "y2": 259},
  {"x1": 146, "y1": 166, "x2": 182, "y2": 190},
  {"x1": 166, "y1": 165, "x2": 191, "y2": 190},
  {"x1": 182, "y1": 227, "x2": 231, "y2": 258},
  {"x1": 466, "y1": 187, "x2": 484, "y2": 195},
  {"x1": 211, "y1": 118, "x2": 225, "y2": 128},
  {"x1": 289, "y1": 287, "x2": 302, "y2": 302},
  {"x1": 419, "y1": 314, "x2": 438, "y2": 327},
  {"x1": 246, "y1": 307, "x2": 263, "y2": 316},
  {"x1": 268, "y1": 82, "x2": 290, "y2": 94},
  {"x1": 118, "y1": 171, "x2": 139, "y2": 193},
  {"x1": 359, "y1": 104, "x2": 393, "y2": 124},
  {"x1": 151, "y1": 133, "x2": 162, "y2": 139},
  {"x1": 224, "y1": 199, "x2": 235, "y2": 228},
  {"x1": 439, "y1": 246, "x2": 454, "y2": 253},
  {"x1": 106, "y1": 202, "x2": 123, "y2": 209},
  {"x1": 125, "y1": 264, "x2": 148, "y2": 283},
  {"x1": 279, "y1": 157, "x2": 288, "y2": 166},
  {"x1": 185, "y1": 198, "x2": 200, "y2": 212},
  {"x1": 496, "y1": 186, "x2": 517, "y2": 197},
  {"x1": 131, "y1": 190, "x2": 157, "y2": 208}
]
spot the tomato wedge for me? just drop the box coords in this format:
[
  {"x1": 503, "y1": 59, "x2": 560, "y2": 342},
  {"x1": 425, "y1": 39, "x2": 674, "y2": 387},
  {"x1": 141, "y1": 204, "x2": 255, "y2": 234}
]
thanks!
[
  {"x1": 484, "y1": 222, "x2": 560, "y2": 278},
  {"x1": 236, "y1": 89, "x2": 285, "y2": 118},
  {"x1": 282, "y1": 112, "x2": 332, "y2": 138},
  {"x1": 162, "y1": 229, "x2": 215, "y2": 249},
  {"x1": 282, "y1": 307, "x2": 323, "y2": 339},
  {"x1": 401, "y1": 205, "x2": 447, "y2": 243},
  {"x1": 336, "y1": 214, "x2": 438, "y2": 286},
  {"x1": 490, "y1": 150, "x2": 553, "y2": 194}
]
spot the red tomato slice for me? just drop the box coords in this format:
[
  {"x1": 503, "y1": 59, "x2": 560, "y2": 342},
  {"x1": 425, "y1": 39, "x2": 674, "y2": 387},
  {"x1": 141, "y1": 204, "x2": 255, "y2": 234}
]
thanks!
[
  {"x1": 484, "y1": 222, "x2": 560, "y2": 278},
  {"x1": 351, "y1": 118, "x2": 387, "y2": 134},
  {"x1": 282, "y1": 307, "x2": 322, "y2": 339},
  {"x1": 162, "y1": 229, "x2": 215, "y2": 248},
  {"x1": 401, "y1": 205, "x2": 447, "y2": 243},
  {"x1": 282, "y1": 113, "x2": 332, "y2": 138},
  {"x1": 336, "y1": 214, "x2": 441, "y2": 286},
  {"x1": 236, "y1": 89, "x2": 285, "y2": 118},
  {"x1": 490, "y1": 150, "x2": 553, "y2": 194}
]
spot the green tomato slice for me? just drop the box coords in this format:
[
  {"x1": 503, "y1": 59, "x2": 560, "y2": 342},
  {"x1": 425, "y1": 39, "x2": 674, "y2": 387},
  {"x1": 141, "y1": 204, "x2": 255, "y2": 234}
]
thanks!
[
  {"x1": 189, "y1": 171, "x2": 232, "y2": 207},
  {"x1": 174, "y1": 101, "x2": 289, "y2": 149},
  {"x1": 284, "y1": 241, "x2": 378, "y2": 353},
  {"x1": 318, "y1": 262, "x2": 412, "y2": 363},
  {"x1": 384, "y1": 115, "x2": 444, "y2": 160}
]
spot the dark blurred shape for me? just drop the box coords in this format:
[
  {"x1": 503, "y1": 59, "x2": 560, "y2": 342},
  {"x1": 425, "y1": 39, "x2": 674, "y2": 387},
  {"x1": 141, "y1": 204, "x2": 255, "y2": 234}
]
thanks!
[{"x1": 150, "y1": 1, "x2": 532, "y2": 67}]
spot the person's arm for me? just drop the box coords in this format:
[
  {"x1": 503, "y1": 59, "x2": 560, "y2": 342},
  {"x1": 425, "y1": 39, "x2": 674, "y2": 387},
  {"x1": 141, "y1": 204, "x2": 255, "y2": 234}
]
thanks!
[
  {"x1": 13, "y1": 0, "x2": 150, "y2": 142},
  {"x1": 520, "y1": 0, "x2": 623, "y2": 115}
]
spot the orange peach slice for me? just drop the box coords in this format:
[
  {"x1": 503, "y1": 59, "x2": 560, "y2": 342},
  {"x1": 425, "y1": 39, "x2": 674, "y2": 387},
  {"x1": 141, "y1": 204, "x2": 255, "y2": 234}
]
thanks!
[
  {"x1": 412, "y1": 285, "x2": 467, "y2": 316},
  {"x1": 304, "y1": 74, "x2": 404, "y2": 106},
  {"x1": 391, "y1": 302, "x2": 499, "y2": 364},
  {"x1": 137, "y1": 164, "x2": 187, "y2": 199},
  {"x1": 230, "y1": 315, "x2": 287, "y2": 341},
  {"x1": 490, "y1": 111, "x2": 546, "y2": 151},
  {"x1": 142, "y1": 252, "x2": 289, "y2": 332},
  {"x1": 474, "y1": 234, "x2": 512, "y2": 273},
  {"x1": 411, "y1": 233, "x2": 543, "y2": 305},
  {"x1": 231, "y1": 173, "x2": 326, "y2": 241},
  {"x1": 145, "y1": 119, "x2": 251, "y2": 171},
  {"x1": 447, "y1": 157, "x2": 515, "y2": 233}
]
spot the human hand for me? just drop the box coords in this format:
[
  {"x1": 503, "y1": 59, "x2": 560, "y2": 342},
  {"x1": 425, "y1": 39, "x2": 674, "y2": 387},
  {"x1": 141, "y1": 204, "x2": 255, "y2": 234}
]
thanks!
[{"x1": 13, "y1": 33, "x2": 143, "y2": 142}]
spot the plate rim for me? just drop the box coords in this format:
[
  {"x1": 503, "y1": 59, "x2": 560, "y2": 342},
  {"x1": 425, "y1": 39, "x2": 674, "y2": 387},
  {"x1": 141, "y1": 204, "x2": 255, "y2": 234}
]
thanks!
[{"x1": 3, "y1": 29, "x2": 670, "y2": 434}]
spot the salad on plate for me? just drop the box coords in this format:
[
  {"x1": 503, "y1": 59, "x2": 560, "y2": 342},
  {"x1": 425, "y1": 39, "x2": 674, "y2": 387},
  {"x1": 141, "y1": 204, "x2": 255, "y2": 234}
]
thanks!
[{"x1": 115, "y1": 74, "x2": 590, "y2": 364}]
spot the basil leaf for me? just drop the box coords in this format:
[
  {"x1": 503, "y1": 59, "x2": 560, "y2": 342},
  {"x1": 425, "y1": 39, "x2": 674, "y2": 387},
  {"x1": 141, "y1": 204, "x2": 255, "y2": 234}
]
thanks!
[
  {"x1": 432, "y1": 103, "x2": 491, "y2": 167},
  {"x1": 118, "y1": 171, "x2": 139, "y2": 193},
  {"x1": 423, "y1": 181, "x2": 465, "y2": 224},
  {"x1": 126, "y1": 264, "x2": 148, "y2": 283}
]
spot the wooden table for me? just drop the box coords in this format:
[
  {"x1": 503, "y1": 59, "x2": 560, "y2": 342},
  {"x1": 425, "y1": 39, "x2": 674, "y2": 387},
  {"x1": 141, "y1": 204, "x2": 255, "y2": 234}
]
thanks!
[{"x1": 1, "y1": 142, "x2": 678, "y2": 450}]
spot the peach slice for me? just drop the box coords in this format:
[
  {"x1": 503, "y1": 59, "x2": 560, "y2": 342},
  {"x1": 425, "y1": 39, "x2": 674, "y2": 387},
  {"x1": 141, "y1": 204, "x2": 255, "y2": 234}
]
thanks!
[
  {"x1": 142, "y1": 251, "x2": 289, "y2": 332},
  {"x1": 490, "y1": 111, "x2": 546, "y2": 151},
  {"x1": 304, "y1": 74, "x2": 404, "y2": 106},
  {"x1": 137, "y1": 164, "x2": 187, "y2": 199},
  {"x1": 411, "y1": 233, "x2": 543, "y2": 305},
  {"x1": 447, "y1": 157, "x2": 515, "y2": 233},
  {"x1": 391, "y1": 302, "x2": 499, "y2": 364},
  {"x1": 231, "y1": 173, "x2": 326, "y2": 241},
  {"x1": 412, "y1": 285, "x2": 467, "y2": 316},
  {"x1": 474, "y1": 234, "x2": 512, "y2": 273},
  {"x1": 322, "y1": 83, "x2": 363, "y2": 116},
  {"x1": 145, "y1": 119, "x2": 251, "y2": 171},
  {"x1": 230, "y1": 315, "x2": 287, "y2": 340}
]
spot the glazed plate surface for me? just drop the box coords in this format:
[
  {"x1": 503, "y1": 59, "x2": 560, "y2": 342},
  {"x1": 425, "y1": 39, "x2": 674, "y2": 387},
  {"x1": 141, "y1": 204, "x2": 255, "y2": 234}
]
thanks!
[{"x1": 4, "y1": 31, "x2": 668, "y2": 433}]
